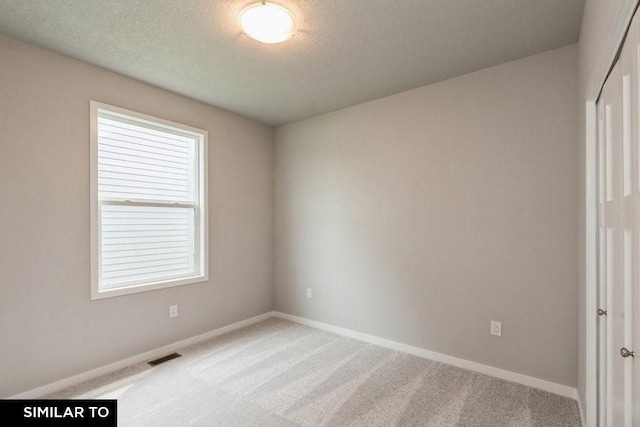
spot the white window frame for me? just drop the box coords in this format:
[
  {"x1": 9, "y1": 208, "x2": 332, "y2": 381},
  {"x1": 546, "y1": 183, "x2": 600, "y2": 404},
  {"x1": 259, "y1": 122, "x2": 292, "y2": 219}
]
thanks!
[{"x1": 90, "y1": 101, "x2": 208, "y2": 300}]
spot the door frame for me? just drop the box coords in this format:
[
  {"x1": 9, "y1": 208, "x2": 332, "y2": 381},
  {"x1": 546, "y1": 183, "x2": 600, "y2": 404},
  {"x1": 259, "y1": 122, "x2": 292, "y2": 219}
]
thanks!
[{"x1": 585, "y1": 2, "x2": 639, "y2": 426}]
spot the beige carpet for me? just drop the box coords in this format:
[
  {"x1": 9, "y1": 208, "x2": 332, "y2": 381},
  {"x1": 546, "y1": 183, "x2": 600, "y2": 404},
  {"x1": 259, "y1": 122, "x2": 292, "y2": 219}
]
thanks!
[{"x1": 47, "y1": 318, "x2": 581, "y2": 426}]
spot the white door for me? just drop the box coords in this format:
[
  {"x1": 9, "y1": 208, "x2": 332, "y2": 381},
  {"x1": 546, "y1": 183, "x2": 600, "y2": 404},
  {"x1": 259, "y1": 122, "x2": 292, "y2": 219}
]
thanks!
[{"x1": 597, "y1": 9, "x2": 639, "y2": 427}]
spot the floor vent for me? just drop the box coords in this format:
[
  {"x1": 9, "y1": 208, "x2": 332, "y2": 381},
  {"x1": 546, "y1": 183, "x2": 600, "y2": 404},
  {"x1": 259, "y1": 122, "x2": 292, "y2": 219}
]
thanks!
[{"x1": 147, "y1": 352, "x2": 182, "y2": 366}]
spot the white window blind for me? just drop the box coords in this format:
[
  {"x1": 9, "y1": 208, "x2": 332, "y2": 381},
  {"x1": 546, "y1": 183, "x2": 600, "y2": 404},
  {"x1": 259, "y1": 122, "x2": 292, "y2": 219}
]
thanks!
[
  {"x1": 97, "y1": 115, "x2": 196, "y2": 202},
  {"x1": 99, "y1": 205, "x2": 195, "y2": 289},
  {"x1": 91, "y1": 102, "x2": 208, "y2": 299}
]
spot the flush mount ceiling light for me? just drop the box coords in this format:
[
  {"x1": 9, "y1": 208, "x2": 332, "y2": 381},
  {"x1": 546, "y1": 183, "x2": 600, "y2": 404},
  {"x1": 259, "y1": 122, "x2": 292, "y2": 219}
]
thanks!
[{"x1": 240, "y1": 2, "x2": 296, "y2": 44}]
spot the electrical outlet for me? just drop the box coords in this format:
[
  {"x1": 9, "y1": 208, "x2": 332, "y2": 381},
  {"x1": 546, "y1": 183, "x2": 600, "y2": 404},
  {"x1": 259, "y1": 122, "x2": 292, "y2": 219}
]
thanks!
[
  {"x1": 306, "y1": 288, "x2": 312, "y2": 299},
  {"x1": 169, "y1": 305, "x2": 178, "y2": 318},
  {"x1": 490, "y1": 320, "x2": 502, "y2": 336}
]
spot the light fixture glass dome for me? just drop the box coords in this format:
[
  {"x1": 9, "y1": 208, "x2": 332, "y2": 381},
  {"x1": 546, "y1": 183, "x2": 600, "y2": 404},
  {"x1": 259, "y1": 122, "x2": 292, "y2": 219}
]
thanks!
[{"x1": 240, "y1": 2, "x2": 296, "y2": 44}]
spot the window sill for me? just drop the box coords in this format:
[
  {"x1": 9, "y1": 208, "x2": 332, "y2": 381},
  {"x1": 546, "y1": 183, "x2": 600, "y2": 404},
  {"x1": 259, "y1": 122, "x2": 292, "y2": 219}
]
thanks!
[{"x1": 91, "y1": 274, "x2": 208, "y2": 300}]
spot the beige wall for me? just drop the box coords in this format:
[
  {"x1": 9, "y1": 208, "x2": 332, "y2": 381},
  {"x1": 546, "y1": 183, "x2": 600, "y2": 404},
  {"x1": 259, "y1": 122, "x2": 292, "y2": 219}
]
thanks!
[
  {"x1": 275, "y1": 45, "x2": 579, "y2": 387},
  {"x1": 0, "y1": 35, "x2": 274, "y2": 397}
]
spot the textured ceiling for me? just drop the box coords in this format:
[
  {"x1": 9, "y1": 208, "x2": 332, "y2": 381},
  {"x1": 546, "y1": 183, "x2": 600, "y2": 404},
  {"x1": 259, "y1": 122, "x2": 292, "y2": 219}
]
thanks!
[{"x1": 0, "y1": 0, "x2": 584, "y2": 126}]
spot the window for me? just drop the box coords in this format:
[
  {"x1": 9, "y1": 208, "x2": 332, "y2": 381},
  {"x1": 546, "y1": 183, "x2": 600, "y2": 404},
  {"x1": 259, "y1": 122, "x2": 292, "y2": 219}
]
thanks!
[{"x1": 90, "y1": 101, "x2": 208, "y2": 299}]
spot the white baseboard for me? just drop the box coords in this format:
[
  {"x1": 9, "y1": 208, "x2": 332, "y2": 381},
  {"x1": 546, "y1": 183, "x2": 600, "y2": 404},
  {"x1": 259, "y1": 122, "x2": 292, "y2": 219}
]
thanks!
[
  {"x1": 9, "y1": 311, "x2": 276, "y2": 399},
  {"x1": 10, "y1": 310, "x2": 579, "y2": 405},
  {"x1": 273, "y1": 311, "x2": 579, "y2": 401},
  {"x1": 577, "y1": 395, "x2": 586, "y2": 427}
]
